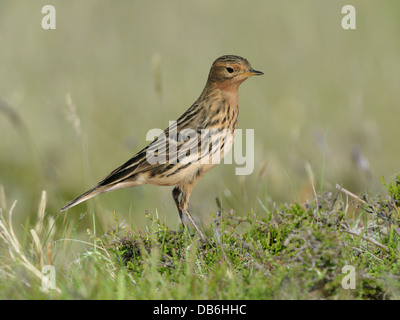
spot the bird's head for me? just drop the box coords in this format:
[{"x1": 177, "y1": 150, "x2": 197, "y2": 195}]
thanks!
[{"x1": 207, "y1": 55, "x2": 263, "y2": 90}]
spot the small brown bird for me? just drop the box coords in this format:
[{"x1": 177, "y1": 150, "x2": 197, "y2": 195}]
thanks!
[{"x1": 61, "y1": 55, "x2": 263, "y2": 242}]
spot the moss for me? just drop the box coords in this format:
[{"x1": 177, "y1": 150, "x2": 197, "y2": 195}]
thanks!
[{"x1": 94, "y1": 179, "x2": 400, "y2": 299}]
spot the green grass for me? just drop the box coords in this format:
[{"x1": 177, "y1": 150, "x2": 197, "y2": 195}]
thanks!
[{"x1": 1, "y1": 176, "x2": 400, "y2": 299}]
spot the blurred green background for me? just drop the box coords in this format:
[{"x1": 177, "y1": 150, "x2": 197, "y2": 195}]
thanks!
[{"x1": 0, "y1": 0, "x2": 399, "y2": 231}]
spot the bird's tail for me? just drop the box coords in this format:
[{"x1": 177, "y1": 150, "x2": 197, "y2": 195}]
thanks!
[{"x1": 61, "y1": 186, "x2": 103, "y2": 212}]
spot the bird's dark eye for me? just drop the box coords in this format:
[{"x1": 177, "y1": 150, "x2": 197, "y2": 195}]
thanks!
[{"x1": 226, "y1": 67, "x2": 234, "y2": 73}]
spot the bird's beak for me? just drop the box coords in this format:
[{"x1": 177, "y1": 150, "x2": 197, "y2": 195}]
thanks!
[{"x1": 246, "y1": 68, "x2": 264, "y2": 76}]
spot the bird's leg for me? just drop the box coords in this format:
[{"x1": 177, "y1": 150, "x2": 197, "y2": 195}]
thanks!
[
  {"x1": 172, "y1": 186, "x2": 186, "y2": 230},
  {"x1": 182, "y1": 208, "x2": 206, "y2": 243},
  {"x1": 179, "y1": 186, "x2": 207, "y2": 243}
]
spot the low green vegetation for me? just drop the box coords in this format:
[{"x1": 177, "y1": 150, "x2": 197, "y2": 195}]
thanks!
[{"x1": 1, "y1": 175, "x2": 399, "y2": 299}]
